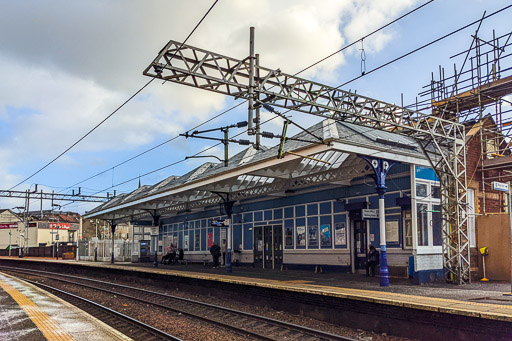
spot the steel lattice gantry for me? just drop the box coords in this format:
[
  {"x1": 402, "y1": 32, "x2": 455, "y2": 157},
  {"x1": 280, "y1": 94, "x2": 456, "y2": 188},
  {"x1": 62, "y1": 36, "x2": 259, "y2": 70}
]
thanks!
[{"x1": 143, "y1": 38, "x2": 469, "y2": 284}]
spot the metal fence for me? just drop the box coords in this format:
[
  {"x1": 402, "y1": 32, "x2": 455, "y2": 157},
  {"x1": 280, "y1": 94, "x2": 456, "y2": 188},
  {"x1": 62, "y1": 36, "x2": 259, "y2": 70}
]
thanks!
[{"x1": 78, "y1": 238, "x2": 132, "y2": 262}]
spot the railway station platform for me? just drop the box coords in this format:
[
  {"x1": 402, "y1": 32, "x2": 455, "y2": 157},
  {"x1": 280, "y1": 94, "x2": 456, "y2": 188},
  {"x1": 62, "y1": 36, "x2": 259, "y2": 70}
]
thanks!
[
  {"x1": 0, "y1": 269, "x2": 131, "y2": 341},
  {"x1": 2, "y1": 257, "x2": 512, "y2": 320},
  {"x1": 1, "y1": 256, "x2": 512, "y2": 340}
]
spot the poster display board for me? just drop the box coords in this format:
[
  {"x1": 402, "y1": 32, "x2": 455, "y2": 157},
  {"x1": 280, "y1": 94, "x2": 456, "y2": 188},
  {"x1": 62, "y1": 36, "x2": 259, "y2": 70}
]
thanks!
[
  {"x1": 385, "y1": 220, "x2": 399, "y2": 243},
  {"x1": 334, "y1": 222, "x2": 346, "y2": 246}
]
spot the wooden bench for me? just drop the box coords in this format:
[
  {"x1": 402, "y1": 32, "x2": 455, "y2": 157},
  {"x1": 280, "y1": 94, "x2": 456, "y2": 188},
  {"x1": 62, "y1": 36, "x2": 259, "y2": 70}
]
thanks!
[{"x1": 62, "y1": 252, "x2": 74, "y2": 260}]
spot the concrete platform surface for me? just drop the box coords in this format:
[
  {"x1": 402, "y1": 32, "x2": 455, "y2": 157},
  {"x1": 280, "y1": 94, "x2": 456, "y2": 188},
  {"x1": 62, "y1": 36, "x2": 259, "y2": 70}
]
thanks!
[
  {"x1": 0, "y1": 271, "x2": 132, "y2": 341},
  {"x1": 3, "y1": 257, "x2": 512, "y2": 323}
]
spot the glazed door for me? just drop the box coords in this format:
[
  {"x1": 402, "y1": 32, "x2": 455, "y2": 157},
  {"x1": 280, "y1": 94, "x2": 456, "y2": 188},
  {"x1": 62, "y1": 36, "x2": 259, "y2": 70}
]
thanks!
[
  {"x1": 272, "y1": 225, "x2": 283, "y2": 269},
  {"x1": 263, "y1": 226, "x2": 273, "y2": 269},
  {"x1": 353, "y1": 220, "x2": 367, "y2": 270},
  {"x1": 254, "y1": 226, "x2": 264, "y2": 268}
]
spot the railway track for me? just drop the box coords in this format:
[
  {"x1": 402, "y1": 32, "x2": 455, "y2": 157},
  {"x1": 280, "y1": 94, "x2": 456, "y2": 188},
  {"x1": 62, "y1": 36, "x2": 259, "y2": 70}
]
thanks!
[
  {"x1": 8, "y1": 274, "x2": 182, "y2": 341},
  {"x1": 1, "y1": 266, "x2": 354, "y2": 341}
]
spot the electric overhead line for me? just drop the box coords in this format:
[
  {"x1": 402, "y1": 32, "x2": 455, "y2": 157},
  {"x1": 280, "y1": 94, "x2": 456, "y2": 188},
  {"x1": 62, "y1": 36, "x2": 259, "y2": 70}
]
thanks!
[
  {"x1": 57, "y1": 0, "x2": 435, "y2": 194},
  {"x1": 338, "y1": 3, "x2": 512, "y2": 88},
  {"x1": 8, "y1": 0, "x2": 220, "y2": 192}
]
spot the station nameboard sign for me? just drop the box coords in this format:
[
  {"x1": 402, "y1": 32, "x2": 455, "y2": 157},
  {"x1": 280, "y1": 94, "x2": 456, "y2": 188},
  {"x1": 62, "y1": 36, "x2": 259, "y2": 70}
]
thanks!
[
  {"x1": 492, "y1": 181, "x2": 509, "y2": 192},
  {"x1": 49, "y1": 223, "x2": 70, "y2": 230},
  {"x1": 362, "y1": 209, "x2": 379, "y2": 219},
  {"x1": 0, "y1": 223, "x2": 18, "y2": 229}
]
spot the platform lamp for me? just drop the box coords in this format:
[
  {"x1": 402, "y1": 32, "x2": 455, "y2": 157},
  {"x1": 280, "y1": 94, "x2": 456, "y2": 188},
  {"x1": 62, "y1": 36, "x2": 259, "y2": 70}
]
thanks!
[
  {"x1": 12, "y1": 206, "x2": 25, "y2": 257},
  {"x1": 359, "y1": 156, "x2": 396, "y2": 287}
]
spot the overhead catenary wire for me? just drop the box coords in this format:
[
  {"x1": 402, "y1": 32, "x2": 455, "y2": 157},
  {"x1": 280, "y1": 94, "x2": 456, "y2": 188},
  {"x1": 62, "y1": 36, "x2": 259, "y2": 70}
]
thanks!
[
  {"x1": 8, "y1": 0, "x2": 220, "y2": 192},
  {"x1": 54, "y1": 0, "x2": 436, "y2": 195},
  {"x1": 337, "y1": 3, "x2": 512, "y2": 88},
  {"x1": 63, "y1": 2, "x2": 510, "y2": 201}
]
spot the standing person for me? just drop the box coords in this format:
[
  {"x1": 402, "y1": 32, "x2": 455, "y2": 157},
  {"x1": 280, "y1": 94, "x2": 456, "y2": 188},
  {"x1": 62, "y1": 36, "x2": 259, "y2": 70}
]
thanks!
[
  {"x1": 221, "y1": 240, "x2": 227, "y2": 266},
  {"x1": 210, "y1": 242, "x2": 221, "y2": 268},
  {"x1": 366, "y1": 245, "x2": 379, "y2": 277}
]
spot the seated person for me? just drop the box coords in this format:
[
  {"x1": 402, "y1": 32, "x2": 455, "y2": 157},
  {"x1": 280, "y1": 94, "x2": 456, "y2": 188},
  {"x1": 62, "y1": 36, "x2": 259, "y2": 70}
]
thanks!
[
  {"x1": 176, "y1": 248, "x2": 184, "y2": 263},
  {"x1": 161, "y1": 244, "x2": 176, "y2": 264}
]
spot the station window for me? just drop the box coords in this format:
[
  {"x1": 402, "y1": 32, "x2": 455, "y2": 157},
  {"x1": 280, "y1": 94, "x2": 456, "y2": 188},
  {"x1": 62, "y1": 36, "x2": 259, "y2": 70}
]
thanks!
[
  {"x1": 295, "y1": 217, "x2": 306, "y2": 248},
  {"x1": 243, "y1": 223, "x2": 253, "y2": 250},
  {"x1": 243, "y1": 212, "x2": 253, "y2": 223},
  {"x1": 307, "y1": 216, "x2": 319, "y2": 249},
  {"x1": 320, "y1": 201, "x2": 332, "y2": 215},
  {"x1": 284, "y1": 207, "x2": 294, "y2": 219},
  {"x1": 403, "y1": 210, "x2": 413, "y2": 248},
  {"x1": 284, "y1": 219, "x2": 294, "y2": 249},
  {"x1": 319, "y1": 215, "x2": 332, "y2": 248},
  {"x1": 264, "y1": 210, "x2": 272, "y2": 221},
  {"x1": 333, "y1": 214, "x2": 347, "y2": 248},
  {"x1": 274, "y1": 208, "x2": 283, "y2": 220},
  {"x1": 295, "y1": 205, "x2": 305, "y2": 217},
  {"x1": 415, "y1": 178, "x2": 442, "y2": 248},
  {"x1": 254, "y1": 211, "x2": 263, "y2": 222},
  {"x1": 307, "y1": 203, "x2": 318, "y2": 216}
]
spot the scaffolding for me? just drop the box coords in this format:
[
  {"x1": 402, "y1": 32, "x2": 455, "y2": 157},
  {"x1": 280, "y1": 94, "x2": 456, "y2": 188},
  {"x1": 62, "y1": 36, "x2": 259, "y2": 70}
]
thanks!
[
  {"x1": 418, "y1": 30, "x2": 512, "y2": 213},
  {"x1": 415, "y1": 30, "x2": 512, "y2": 282}
]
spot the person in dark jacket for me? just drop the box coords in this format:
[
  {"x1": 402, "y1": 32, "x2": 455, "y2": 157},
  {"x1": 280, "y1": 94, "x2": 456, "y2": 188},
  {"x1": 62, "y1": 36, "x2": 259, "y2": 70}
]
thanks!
[
  {"x1": 366, "y1": 245, "x2": 379, "y2": 277},
  {"x1": 177, "y1": 248, "x2": 184, "y2": 263},
  {"x1": 210, "y1": 242, "x2": 221, "y2": 268}
]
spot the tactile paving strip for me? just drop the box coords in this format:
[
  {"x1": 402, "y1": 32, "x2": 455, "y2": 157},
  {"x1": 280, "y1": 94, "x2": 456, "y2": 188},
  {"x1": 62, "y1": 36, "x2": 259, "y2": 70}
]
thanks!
[{"x1": 0, "y1": 280, "x2": 74, "y2": 341}]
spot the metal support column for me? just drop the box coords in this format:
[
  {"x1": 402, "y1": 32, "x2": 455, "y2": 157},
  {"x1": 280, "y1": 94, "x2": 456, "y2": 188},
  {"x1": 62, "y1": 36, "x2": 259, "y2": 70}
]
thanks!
[
  {"x1": 111, "y1": 222, "x2": 116, "y2": 264},
  {"x1": 248, "y1": 27, "x2": 255, "y2": 135},
  {"x1": 360, "y1": 156, "x2": 396, "y2": 287}
]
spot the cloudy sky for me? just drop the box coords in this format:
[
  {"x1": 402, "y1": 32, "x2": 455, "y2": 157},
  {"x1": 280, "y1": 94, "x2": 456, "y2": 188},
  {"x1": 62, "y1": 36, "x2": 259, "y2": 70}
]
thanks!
[{"x1": 0, "y1": 0, "x2": 511, "y2": 213}]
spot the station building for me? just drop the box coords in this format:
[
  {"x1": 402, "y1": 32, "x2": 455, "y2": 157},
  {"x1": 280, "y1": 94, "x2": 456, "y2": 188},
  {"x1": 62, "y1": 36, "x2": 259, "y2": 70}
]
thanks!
[
  {"x1": 86, "y1": 119, "x2": 445, "y2": 282},
  {"x1": 0, "y1": 209, "x2": 80, "y2": 250}
]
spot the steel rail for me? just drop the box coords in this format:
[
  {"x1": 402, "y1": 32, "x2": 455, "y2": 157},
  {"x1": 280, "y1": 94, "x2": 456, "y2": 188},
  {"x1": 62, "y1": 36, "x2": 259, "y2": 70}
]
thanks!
[
  {"x1": 8, "y1": 273, "x2": 182, "y2": 341},
  {"x1": 1, "y1": 266, "x2": 355, "y2": 341}
]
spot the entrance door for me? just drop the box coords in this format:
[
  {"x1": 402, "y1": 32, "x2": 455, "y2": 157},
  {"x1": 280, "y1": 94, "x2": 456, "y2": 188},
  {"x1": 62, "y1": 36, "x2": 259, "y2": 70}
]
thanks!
[
  {"x1": 353, "y1": 220, "x2": 367, "y2": 270},
  {"x1": 254, "y1": 226, "x2": 264, "y2": 267},
  {"x1": 254, "y1": 225, "x2": 283, "y2": 269},
  {"x1": 272, "y1": 225, "x2": 283, "y2": 269}
]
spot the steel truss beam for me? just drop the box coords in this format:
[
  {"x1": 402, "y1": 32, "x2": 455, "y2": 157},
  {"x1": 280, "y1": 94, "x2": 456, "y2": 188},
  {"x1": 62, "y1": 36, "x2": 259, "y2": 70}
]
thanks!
[
  {"x1": 0, "y1": 189, "x2": 108, "y2": 203},
  {"x1": 144, "y1": 40, "x2": 469, "y2": 284}
]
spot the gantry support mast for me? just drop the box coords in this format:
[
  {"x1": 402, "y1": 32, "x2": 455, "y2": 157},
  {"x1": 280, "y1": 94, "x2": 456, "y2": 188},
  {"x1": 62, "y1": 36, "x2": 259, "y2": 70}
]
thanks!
[{"x1": 144, "y1": 29, "x2": 469, "y2": 283}]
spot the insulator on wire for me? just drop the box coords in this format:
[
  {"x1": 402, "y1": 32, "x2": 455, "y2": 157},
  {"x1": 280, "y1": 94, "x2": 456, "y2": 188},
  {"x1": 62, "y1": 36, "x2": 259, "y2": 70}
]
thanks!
[
  {"x1": 237, "y1": 121, "x2": 248, "y2": 128},
  {"x1": 262, "y1": 131, "x2": 275, "y2": 139},
  {"x1": 262, "y1": 103, "x2": 275, "y2": 113},
  {"x1": 238, "y1": 139, "x2": 251, "y2": 145}
]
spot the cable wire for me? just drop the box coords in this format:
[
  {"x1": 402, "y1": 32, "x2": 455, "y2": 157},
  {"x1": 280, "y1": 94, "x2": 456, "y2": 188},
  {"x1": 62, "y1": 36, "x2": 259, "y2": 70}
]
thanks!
[
  {"x1": 8, "y1": 0, "x2": 220, "y2": 191},
  {"x1": 56, "y1": 0, "x2": 435, "y2": 194}
]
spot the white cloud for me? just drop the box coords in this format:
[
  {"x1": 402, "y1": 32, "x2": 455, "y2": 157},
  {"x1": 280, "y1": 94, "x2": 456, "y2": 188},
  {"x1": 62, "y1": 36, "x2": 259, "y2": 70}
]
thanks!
[{"x1": 0, "y1": 0, "x2": 421, "y2": 197}]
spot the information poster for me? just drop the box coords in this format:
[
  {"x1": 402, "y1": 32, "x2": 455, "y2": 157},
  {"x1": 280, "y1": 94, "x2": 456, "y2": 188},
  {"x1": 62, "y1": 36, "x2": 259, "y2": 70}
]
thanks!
[
  {"x1": 320, "y1": 224, "x2": 331, "y2": 247},
  {"x1": 296, "y1": 226, "x2": 306, "y2": 246},
  {"x1": 334, "y1": 222, "x2": 346, "y2": 246},
  {"x1": 184, "y1": 234, "x2": 189, "y2": 249},
  {"x1": 308, "y1": 225, "x2": 318, "y2": 248},
  {"x1": 386, "y1": 220, "x2": 399, "y2": 243},
  {"x1": 207, "y1": 232, "x2": 213, "y2": 248}
]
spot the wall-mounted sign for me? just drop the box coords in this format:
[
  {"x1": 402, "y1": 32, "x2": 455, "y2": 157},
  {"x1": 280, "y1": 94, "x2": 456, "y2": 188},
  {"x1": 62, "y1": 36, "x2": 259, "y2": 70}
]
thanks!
[
  {"x1": 362, "y1": 209, "x2": 379, "y2": 219},
  {"x1": 0, "y1": 223, "x2": 17, "y2": 229},
  {"x1": 150, "y1": 226, "x2": 159, "y2": 235},
  {"x1": 492, "y1": 181, "x2": 509, "y2": 192},
  {"x1": 49, "y1": 223, "x2": 70, "y2": 230}
]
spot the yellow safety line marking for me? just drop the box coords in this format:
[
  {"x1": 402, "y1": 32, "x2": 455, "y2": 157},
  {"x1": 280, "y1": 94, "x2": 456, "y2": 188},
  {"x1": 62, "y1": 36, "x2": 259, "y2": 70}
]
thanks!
[{"x1": 0, "y1": 280, "x2": 74, "y2": 341}]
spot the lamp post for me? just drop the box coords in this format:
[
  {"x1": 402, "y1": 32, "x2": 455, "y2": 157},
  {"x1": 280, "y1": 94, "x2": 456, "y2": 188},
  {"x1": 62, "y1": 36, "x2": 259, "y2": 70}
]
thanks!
[
  {"x1": 12, "y1": 206, "x2": 25, "y2": 257},
  {"x1": 360, "y1": 156, "x2": 396, "y2": 287}
]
